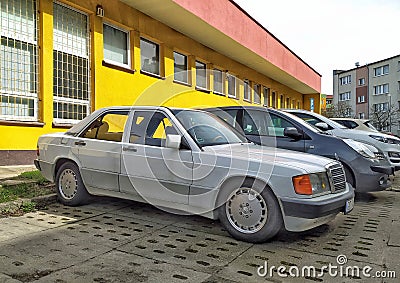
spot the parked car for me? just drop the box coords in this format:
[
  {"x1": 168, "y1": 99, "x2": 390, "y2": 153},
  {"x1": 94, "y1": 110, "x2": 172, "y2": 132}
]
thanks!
[
  {"x1": 35, "y1": 106, "x2": 354, "y2": 243},
  {"x1": 286, "y1": 109, "x2": 400, "y2": 169},
  {"x1": 331, "y1": 118, "x2": 378, "y2": 132},
  {"x1": 205, "y1": 106, "x2": 393, "y2": 193}
]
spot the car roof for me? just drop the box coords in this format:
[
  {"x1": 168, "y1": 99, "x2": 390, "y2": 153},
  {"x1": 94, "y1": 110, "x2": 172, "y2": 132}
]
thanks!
[{"x1": 331, "y1": 118, "x2": 370, "y2": 122}]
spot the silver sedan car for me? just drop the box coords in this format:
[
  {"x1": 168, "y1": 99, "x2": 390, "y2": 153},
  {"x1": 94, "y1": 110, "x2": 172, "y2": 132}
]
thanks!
[{"x1": 35, "y1": 107, "x2": 354, "y2": 243}]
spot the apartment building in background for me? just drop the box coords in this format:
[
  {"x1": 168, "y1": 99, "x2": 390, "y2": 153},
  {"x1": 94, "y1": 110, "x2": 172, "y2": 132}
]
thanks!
[
  {"x1": 333, "y1": 54, "x2": 400, "y2": 133},
  {"x1": 0, "y1": 0, "x2": 322, "y2": 165}
]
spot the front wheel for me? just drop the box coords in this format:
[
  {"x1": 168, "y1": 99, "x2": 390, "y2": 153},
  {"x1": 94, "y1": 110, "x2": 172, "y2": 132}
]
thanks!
[
  {"x1": 55, "y1": 162, "x2": 90, "y2": 206},
  {"x1": 218, "y1": 184, "x2": 283, "y2": 243}
]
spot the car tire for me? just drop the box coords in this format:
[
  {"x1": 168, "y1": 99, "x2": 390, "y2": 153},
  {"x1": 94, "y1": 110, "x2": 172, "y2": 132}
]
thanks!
[
  {"x1": 218, "y1": 181, "x2": 283, "y2": 243},
  {"x1": 55, "y1": 162, "x2": 90, "y2": 206}
]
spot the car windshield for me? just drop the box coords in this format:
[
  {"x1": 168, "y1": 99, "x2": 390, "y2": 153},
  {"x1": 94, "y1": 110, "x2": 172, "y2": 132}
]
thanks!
[
  {"x1": 172, "y1": 109, "x2": 248, "y2": 147},
  {"x1": 289, "y1": 111, "x2": 348, "y2": 129},
  {"x1": 278, "y1": 110, "x2": 324, "y2": 133}
]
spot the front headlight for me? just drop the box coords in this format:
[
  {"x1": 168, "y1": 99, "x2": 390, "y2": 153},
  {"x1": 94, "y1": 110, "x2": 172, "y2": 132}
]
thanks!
[
  {"x1": 343, "y1": 139, "x2": 375, "y2": 159},
  {"x1": 293, "y1": 173, "x2": 331, "y2": 195},
  {"x1": 309, "y1": 173, "x2": 331, "y2": 195},
  {"x1": 369, "y1": 135, "x2": 388, "y2": 143}
]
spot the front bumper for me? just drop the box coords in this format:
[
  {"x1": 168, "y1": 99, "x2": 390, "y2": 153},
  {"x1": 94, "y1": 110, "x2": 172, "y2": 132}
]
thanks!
[
  {"x1": 280, "y1": 185, "x2": 354, "y2": 219},
  {"x1": 346, "y1": 155, "x2": 392, "y2": 192},
  {"x1": 370, "y1": 165, "x2": 395, "y2": 175}
]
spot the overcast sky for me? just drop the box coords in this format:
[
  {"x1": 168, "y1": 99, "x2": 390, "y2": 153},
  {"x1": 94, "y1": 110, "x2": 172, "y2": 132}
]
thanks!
[{"x1": 233, "y1": 0, "x2": 400, "y2": 95}]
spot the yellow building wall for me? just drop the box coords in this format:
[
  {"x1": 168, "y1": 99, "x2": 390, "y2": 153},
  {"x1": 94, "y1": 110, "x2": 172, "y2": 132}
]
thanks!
[
  {"x1": 0, "y1": 0, "x2": 311, "y2": 151},
  {"x1": 304, "y1": 94, "x2": 322, "y2": 113}
]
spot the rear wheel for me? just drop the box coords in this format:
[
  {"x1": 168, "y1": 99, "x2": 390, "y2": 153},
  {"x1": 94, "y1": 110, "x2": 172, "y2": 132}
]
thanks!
[
  {"x1": 218, "y1": 181, "x2": 282, "y2": 243},
  {"x1": 55, "y1": 162, "x2": 90, "y2": 206}
]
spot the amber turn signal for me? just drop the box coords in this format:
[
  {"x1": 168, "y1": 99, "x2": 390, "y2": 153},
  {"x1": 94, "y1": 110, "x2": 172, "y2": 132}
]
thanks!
[{"x1": 292, "y1": 175, "x2": 312, "y2": 195}]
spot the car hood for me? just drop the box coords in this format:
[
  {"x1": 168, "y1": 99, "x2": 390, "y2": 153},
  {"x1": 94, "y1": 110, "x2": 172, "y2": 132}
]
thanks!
[
  {"x1": 330, "y1": 128, "x2": 400, "y2": 144},
  {"x1": 203, "y1": 143, "x2": 335, "y2": 174}
]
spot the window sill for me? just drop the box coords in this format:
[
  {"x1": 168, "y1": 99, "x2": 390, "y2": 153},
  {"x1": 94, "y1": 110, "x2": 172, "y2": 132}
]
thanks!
[
  {"x1": 52, "y1": 122, "x2": 73, "y2": 129},
  {"x1": 213, "y1": 91, "x2": 225, "y2": 97},
  {"x1": 228, "y1": 95, "x2": 239, "y2": 100},
  {"x1": 173, "y1": 80, "x2": 192, "y2": 87},
  {"x1": 195, "y1": 87, "x2": 211, "y2": 93},
  {"x1": 140, "y1": 70, "x2": 165, "y2": 80},
  {"x1": 102, "y1": 60, "x2": 136, "y2": 74},
  {"x1": 243, "y1": 98, "x2": 252, "y2": 103},
  {"x1": 0, "y1": 120, "x2": 45, "y2": 127}
]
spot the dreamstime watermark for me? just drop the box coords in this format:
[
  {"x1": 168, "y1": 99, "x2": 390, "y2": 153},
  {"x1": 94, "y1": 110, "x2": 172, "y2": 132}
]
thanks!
[{"x1": 256, "y1": 255, "x2": 396, "y2": 279}]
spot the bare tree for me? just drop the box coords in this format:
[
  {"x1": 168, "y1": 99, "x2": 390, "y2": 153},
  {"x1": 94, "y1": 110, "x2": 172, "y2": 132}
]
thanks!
[
  {"x1": 369, "y1": 103, "x2": 398, "y2": 131},
  {"x1": 325, "y1": 101, "x2": 354, "y2": 118}
]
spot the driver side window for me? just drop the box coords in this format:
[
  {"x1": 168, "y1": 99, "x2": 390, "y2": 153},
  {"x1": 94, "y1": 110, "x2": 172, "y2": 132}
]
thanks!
[
  {"x1": 130, "y1": 111, "x2": 178, "y2": 147},
  {"x1": 268, "y1": 114, "x2": 296, "y2": 137}
]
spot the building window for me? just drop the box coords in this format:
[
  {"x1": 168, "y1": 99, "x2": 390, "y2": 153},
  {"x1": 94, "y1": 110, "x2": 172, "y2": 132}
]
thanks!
[
  {"x1": 271, "y1": 92, "x2": 276, "y2": 108},
  {"x1": 373, "y1": 83, "x2": 389, "y2": 95},
  {"x1": 357, "y1": 96, "x2": 365, "y2": 103},
  {"x1": 358, "y1": 78, "x2": 365, "y2": 86},
  {"x1": 0, "y1": 0, "x2": 38, "y2": 121},
  {"x1": 53, "y1": 3, "x2": 90, "y2": 123},
  {"x1": 297, "y1": 101, "x2": 301, "y2": 109},
  {"x1": 339, "y1": 75, "x2": 351, "y2": 85},
  {"x1": 103, "y1": 23, "x2": 130, "y2": 68},
  {"x1": 140, "y1": 38, "x2": 160, "y2": 76},
  {"x1": 359, "y1": 113, "x2": 365, "y2": 119},
  {"x1": 374, "y1": 65, "x2": 389, "y2": 77},
  {"x1": 374, "y1": 102, "x2": 389, "y2": 112},
  {"x1": 339, "y1": 91, "x2": 351, "y2": 101},
  {"x1": 263, "y1": 87, "x2": 270, "y2": 106},
  {"x1": 286, "y1": 97, "x2": 290, "y2": 108},
  {"x1": 173, "y1": 51, "x2": 188, "y2": 84},
  {"x1": 398, "y1": 81, "x2": 400, "y2": 91},
  {"x1": 280, "y1": 95, "x2": 284, "y2": 108},
  {"x1": 213, "y1": 68, "x2": 224, "y2": 95},
  {"x1": 243, "y1": 80, "x2": 251, "y2": 101},
  {"x1": 195, "y1": 61, "x2": 207, "y2": 90},
  {"x1": 227, "y1": 74, "x2": 236, "y2": 98},
  {"x1": 253, "y1": 84, "x2": 261, "y2": 104}
]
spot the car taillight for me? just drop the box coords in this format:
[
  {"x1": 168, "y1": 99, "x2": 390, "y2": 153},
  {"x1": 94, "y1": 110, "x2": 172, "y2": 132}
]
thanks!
[{"x1": 292, "y1": 175, "x2": 312, "y2": 195}]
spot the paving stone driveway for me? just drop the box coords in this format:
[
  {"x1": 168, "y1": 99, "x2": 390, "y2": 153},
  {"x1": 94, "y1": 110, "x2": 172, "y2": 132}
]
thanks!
[{"x1": 0, "y1": 190, "x2": 399, "y2": 283}]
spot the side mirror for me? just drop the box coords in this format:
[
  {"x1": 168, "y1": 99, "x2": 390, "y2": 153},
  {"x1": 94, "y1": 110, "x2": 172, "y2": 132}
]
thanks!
[
  {"x1": 284, "y1": 127, "x2": 302, "y2": 140},
  {"x1": 315, "y1": 122, "x2": 329, "y2": 131},
  {"x1": 166, "y1": 134, "x2": 181, "y2": 149}
]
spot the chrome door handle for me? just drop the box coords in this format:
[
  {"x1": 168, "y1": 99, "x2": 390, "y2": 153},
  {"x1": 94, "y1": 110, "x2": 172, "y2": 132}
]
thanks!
[
  {"x1": 123, "y1": 146, "x2": 137, "y2": 152},
  {"x1": 75, "y1": 141, "x2": 86, "y2": 146}
]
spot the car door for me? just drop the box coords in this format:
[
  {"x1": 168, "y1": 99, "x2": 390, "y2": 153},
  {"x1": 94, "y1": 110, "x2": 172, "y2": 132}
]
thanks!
[
  {"x1": 73, "y1": 110, "x2": 129, "y2": 192},
  {"x1": 120, "y1": 110, "x2": 192, "y2": 205},
  {"x1": 241, "y1": 110, "x2": 306, "y2": 151}
]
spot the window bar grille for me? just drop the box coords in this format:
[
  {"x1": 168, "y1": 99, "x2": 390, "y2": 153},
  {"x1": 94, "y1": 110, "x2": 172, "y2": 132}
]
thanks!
[
  {"x1": 0, "y1": 0, "x2": 39, "y2": 121},
  {"x1": 53, "y1": 2, "x2": 90, "y2": 124}
]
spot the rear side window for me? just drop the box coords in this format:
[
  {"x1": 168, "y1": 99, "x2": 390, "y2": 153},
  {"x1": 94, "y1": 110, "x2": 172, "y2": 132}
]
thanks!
[
  {"x1": 80, "y1": 111, "x2": 129, "y2": 142},
  {"x1": 344, "y1": 121, "x2": 358, "y2": 129},
  {"x1": 242, "y1": 110, "x2": 296, "y2": 137},
  {"x1": 243, "y1": 110, "x2": 269, "y2": 135}
]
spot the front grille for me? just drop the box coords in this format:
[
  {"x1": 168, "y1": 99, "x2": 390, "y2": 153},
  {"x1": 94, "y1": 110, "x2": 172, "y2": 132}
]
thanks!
[{"x1": 327, "y1": 163, "x2": 346, "y2": 193}]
